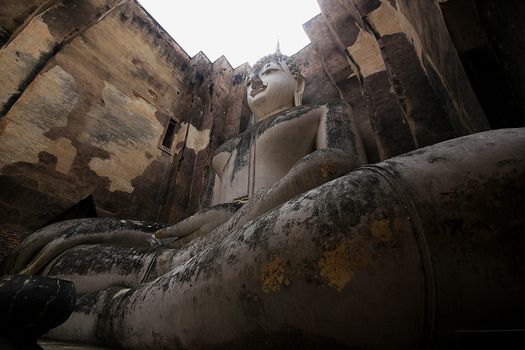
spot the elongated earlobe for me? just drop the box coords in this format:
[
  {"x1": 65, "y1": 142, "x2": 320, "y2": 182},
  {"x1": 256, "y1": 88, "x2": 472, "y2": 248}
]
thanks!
[{"x1": 294, "y1": 77, "x2": 305, "y2": 106}]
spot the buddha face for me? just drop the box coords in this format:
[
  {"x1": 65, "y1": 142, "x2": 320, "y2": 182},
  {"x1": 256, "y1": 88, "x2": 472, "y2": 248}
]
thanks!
[{"x1": 246, "y1": 58, "x2": 304, "y2": 121}]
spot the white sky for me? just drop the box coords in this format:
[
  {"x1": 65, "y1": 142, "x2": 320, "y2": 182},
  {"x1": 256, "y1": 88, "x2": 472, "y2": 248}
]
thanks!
[{"x1": 138, "y1": 0, "x2": 321, "y2": 68}]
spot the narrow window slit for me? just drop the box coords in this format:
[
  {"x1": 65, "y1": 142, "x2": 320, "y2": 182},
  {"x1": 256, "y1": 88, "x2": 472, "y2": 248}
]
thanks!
[{"x1": 162, "y1": 119, "x2": 177, "y2": 149}]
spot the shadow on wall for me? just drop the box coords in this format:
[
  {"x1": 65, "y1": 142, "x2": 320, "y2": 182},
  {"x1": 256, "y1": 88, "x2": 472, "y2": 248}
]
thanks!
[
  {"x1": 42, "y1": 195, "x2": 98, "y2": 227},
  {"x1": 440, "y1": 0, "x2": 525, "y2": 128}
]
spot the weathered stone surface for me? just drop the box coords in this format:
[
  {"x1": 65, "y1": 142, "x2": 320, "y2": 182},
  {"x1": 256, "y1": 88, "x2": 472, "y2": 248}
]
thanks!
[
  {"x1": 33, "y1": 128, "x2": 525, "y2": 350},
  {"x1": 303, "y1": 15, "x2": 356, "y2": 97},
  {"x1": 441, "y1": 0, "x2": 525, "y2": 129},
  {"x1": 3, "y1": 218, "x2": 165, "y2": 277},
  {"x1": 292, "y1": 44, "x2": 340, "y2": 105},
  {"x1": 308, "y1": 0, "x2": 494, "y2": 160},
  {"x1": 365, "y1": 71, "x2": 416, "y2": 159},
  {"x1": 158, "y1": 51, "x2": 252, "y2": 223},
  {"x1": 1, "y1": 0, "x2": 505, "y2": 266},
  {"x1": 40, "y1": 340, "x2": 114, "y2": 350},
  {"x1": 303, "y1": 14, "x2": 381, "y2": 163},
  {"x1": 188, "y1": 56, "x2": 235, "y2": 214},
  {"x1": 0, "y1": 275, "x2": 75, "y2": 349},
  {"x1": 379, "y1": 32, "x2": 456, "y2": 147},
  {"x1": 0, "y1": 0, "x2": 124, "y2": 119},
  {"x1": 157, "y1": 52, "x2": 213, "y2": 224},
  {"x1": 475, "y1": 0, "x2": 525, "y2": 127},
  {"x1": 224, "y1": 63, "x2": 250, "y2": 140},
  {"x1": 1, "y1": 1, "x2": 523, "y2": 347},
  {"x1": 208, "y1": 57, "x2": 235, "y2": 150},
  {"x1": 0, "y1": 0, "x2": 196, "y2": 258},
  {"x1": 371, "y1": 0, "x2": 489, "y2": 133},
  {"x1": 317, "y1": 0, "x2": 411, "y2": 161},
  {"x1": 0, "y1": 0, "x2": 48, "y2": 35},
  {"x1": 306, "y1": 5, "x2": 413, "y2": 161}
]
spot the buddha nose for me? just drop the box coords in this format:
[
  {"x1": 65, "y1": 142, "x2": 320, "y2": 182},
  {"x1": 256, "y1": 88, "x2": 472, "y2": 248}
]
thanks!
[{"x1": 250, "y1": 75, "x2": 264, "y2": 89}]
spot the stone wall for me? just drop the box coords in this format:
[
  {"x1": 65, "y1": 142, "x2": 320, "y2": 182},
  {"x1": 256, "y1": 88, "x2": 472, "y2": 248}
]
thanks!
[
  {"x1": 304, "y1": 0, "x2": 491, "y2": 162},
  {"x1": 159, "y1": 55, "x2": 254, "y2": 224},
  {"x1": 0, "y1": 0, "x2": 190, "y2": 242},
  {"x1": 0, "y1": 0, "x2": 48, "y2": 46}
]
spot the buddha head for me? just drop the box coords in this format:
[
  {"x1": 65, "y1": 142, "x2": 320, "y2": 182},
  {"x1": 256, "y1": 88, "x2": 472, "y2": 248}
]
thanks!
[{"x1": 246, "y1": 52, "x2": 305, "y2": 121}]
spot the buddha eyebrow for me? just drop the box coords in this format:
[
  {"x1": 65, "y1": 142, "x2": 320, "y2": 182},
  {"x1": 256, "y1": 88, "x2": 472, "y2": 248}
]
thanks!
[{"x1": 249, "y1": 67, "x2": 262, "y2": 76}]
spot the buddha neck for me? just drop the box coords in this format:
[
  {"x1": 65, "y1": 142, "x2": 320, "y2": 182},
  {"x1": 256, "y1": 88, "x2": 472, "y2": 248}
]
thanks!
[{"x1": 254, "y1": 104, "x2": 294, "y2": 123}]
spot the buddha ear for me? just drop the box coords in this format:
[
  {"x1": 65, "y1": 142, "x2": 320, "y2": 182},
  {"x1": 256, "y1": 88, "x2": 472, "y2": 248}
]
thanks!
[{"x1": 294, "y1": 76, "x2": 305, "y2": 106}]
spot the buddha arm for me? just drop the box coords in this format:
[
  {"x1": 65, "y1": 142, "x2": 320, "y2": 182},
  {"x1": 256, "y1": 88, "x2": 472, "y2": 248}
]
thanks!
[
  {"x1": 222, "y1": 148, "x2": 360, "y2": 231},
  {"x1": 155, "y1": 203, "x2": 241, "y2": 242},
  {"x1": 315, "y1": 101, "x2": 367, "y2": 163}
]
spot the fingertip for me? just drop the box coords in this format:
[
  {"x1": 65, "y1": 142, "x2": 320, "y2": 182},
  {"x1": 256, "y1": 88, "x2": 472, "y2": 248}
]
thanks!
[{"x1": 154, "y1": 229, "x2": 165, "y2": 239}]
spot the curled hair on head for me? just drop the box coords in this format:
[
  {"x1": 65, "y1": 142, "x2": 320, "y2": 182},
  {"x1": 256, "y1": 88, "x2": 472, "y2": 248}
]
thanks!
[{"x1": 250, "y1": 53, "x2": 303, "y2": 80}]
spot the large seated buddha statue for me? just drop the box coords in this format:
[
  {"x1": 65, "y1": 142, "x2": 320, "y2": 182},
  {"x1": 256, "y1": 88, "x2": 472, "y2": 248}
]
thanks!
[
  {"x1": 3, "y1": 50, "x2": 525, "y2": 350},
  {"x1": 157, "y1": 49, "x2": 367, "y2": 244}
]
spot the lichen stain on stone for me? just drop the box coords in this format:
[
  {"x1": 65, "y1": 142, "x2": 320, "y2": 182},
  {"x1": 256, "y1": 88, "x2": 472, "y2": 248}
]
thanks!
[
  {"x1": 317, "y1": 218, "x2": 397, "y2": 293},
  {"x1": 260, "y1": 258, "x2": 289, "y2": 293},
  {"x1": 370, "y1": 219, "x2": 393, "y2": 241},
  {"x1": 318, "y1": 240, "x2": 352, "y2": 292},
  {"x1": 318, "y1": 234, "x2": 378, "y2": 292},
  {"x1": 319, "y1": 165, "x2": 335, "y2": 178}
]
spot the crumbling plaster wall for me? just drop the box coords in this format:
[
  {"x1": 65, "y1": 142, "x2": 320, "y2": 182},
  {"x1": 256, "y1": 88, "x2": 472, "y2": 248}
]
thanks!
[
  {"x1": 0, "y1": 0, "x2": 49, "y2": 45},
  {"x1": 305, "y1": 0, "x2": 490, "y2": 162}
]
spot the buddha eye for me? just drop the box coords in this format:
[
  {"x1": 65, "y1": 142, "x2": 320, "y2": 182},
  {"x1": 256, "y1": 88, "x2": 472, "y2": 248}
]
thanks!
[
  {"x1": 246, "y1": 80, "x2": 251, "y2": 87},
  {"x1": 262, "y1": 68, "x2": 277, "y2": 76}
]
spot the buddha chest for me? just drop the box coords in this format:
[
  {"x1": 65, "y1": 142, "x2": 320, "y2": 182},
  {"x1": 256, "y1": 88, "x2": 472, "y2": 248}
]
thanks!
[{"x1": 213, "y1": 106, "x2": 322, "y2": 204}]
